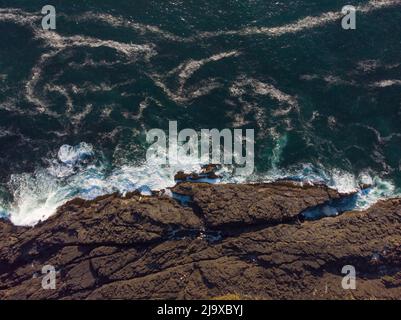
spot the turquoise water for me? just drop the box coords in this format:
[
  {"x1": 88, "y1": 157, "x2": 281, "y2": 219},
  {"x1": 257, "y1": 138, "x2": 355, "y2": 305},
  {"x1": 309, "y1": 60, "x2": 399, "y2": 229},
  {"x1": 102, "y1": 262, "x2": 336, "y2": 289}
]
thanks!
[{"x1": 1, "y1": 0, "x2": 401, "y2": 224}]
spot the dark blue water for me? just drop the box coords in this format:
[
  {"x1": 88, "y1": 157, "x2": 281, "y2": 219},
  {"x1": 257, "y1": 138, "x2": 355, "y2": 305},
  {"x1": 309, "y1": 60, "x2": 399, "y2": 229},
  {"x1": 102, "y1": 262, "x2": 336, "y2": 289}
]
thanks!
[{"x1": 1, "y1": 0, "x2": 401, "y2": 225}]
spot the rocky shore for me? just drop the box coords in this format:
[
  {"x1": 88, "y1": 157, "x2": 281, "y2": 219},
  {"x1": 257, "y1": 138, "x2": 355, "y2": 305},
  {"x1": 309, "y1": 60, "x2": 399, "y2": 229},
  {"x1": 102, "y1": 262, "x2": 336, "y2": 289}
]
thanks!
[{"x1": 0, "y1": 181, "x2": 400, "y2": 299}]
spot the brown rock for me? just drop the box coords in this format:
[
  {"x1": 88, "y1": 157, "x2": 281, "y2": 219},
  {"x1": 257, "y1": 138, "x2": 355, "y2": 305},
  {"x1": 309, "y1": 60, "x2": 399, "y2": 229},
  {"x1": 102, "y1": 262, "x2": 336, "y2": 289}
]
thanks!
[
  {"x1": 174, "y1": 164, "x2": 220, "y2": 182},
  {"x1": 0, "y1": 182, "x2": 400, "y2": 300}
]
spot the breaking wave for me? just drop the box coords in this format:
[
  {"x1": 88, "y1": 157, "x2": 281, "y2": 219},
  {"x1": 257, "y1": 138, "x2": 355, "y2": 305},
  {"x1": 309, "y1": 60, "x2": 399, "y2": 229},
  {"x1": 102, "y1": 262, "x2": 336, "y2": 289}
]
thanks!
[
  {"x1": 1, "y1": 142, "x2": 207, "y2": 226},
  {"x1": 0, "y1": 142, "x2": 398, "y2": 226}
]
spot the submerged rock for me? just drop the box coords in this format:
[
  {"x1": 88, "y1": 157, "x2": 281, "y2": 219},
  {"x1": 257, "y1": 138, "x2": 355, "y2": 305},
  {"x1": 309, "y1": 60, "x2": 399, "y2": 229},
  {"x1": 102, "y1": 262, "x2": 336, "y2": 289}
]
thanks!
[
  {"x1": 174, "y1": 164, "x2": 221, "y2": 182},
  {"x1": 0, "y1": 182, "x2": 400, "y2": 300}
]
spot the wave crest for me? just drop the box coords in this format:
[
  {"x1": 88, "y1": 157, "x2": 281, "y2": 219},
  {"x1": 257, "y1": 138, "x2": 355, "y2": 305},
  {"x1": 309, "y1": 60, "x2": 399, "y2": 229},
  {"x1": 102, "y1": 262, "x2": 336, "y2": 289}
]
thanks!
[{"x1": 1, "y1": 142, "x2": 398, "y2": 226}]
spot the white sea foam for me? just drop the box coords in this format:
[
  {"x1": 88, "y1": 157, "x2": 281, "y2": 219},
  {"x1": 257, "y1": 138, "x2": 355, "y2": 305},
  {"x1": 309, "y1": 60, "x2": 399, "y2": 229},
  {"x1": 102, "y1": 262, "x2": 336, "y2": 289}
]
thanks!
[
  {"x1": 150, "y1": 51, "x2": 239, "y2": 104},
  {"x1": 59, "y1": 0, "x2": 401, "y2": 42},
  {"x1": 230, "y1": 78, "x2": 299, "y2": 112},
  {"x1": 150, "y1": 74, "x2": 223, "y2": 104},
  {"x1": 0, "y1": 197, "x2": 8, "y2": 219},
  {"x1": 24, "y1": 32, "x2": 156, "y2": 113},
  {"x1": 5, "y1": 142, "x2": 209, "y2": 226},
  {"x1": 68, "y1": 12, "x2": 188, "y2": 43},
  {"x1": 2, "y1": 0, "x2": 399, "y2": 44},
  {"x1": 174, "y1": 51, "x2": 240, "y2": 89},
  {"x1": 2, "y1": 0, "x2": 399, "y2": 113},
  {"x1": 57, "y1": 142, "x2": 94, "y2": 165},
  {"x1": 0, "y1": 8, "x2": 157, "y2": 116},
  {"x1": 2, "y1": 141, "x2": 398, "y2": 226},
  {"x1": 195, "y1": 0, "x2": 401, "y2": 39},
  {"x1": 370, "y1": 80, "x2": 401, "y2": 88}
]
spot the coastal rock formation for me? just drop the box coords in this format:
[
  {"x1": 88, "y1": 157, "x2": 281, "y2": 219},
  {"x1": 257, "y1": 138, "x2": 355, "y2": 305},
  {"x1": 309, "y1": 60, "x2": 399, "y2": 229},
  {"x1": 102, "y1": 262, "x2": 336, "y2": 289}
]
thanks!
[{"x1": 0, "y1": 182, "x2": 400, "y2": 299}]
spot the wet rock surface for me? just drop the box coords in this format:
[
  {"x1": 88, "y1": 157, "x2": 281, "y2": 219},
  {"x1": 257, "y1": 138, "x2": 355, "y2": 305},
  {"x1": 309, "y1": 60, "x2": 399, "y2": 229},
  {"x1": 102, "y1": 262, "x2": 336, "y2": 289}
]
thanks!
[{"x1": 0, "y1": 182, "x2": 400, "y2": 300}]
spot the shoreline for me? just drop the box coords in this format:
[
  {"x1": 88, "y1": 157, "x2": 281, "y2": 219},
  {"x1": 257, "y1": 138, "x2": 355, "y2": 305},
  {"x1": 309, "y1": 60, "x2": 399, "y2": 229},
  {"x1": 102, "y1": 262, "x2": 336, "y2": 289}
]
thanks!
[
  {"x1": 0, "y1": 177, "x2": 381, "y2": 226},
  {"x1": 1, "y1": 141, "x2": 397, "y2": 227}
]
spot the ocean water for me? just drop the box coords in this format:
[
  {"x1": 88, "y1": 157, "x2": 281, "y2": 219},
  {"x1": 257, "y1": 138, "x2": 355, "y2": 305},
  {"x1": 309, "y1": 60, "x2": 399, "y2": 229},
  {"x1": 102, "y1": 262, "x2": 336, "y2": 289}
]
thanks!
[{"x1": 1, "y1": 0, "x2": 401, "y2": 225}]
